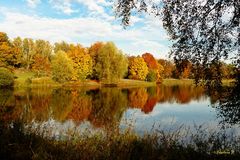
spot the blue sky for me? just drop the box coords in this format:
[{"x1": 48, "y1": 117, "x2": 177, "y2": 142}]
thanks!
[{"x1": 0, "y1": 0, "x2": 171, "y2": 58}]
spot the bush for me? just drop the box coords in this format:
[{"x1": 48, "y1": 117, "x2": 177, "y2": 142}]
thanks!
[
  {"x1": 146, "y1": 70, "x2": 157, "y2": 82},
  {"x1": 0, "y1": 67, "x2": 14, "y2": 88}
]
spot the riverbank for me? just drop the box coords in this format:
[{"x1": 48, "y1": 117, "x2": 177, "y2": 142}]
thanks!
[{"x1": 13, "y1": 69, "x2": 235, "y2": 88}]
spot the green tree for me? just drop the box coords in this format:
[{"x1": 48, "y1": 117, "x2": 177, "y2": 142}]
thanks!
[
  {"x1": 51, "y1": 51, "x2": 74, "y2": 83},
  {"x1": 95, "y1": 42, "x2": 128, "y2": 84},
  {"x1": 128, "y1": 56, "x2": 148, "y2": 81}
]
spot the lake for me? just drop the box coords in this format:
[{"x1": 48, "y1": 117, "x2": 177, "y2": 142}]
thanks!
[{"x1": 1, "y1": 84, "x2": 239, "y2": 139}]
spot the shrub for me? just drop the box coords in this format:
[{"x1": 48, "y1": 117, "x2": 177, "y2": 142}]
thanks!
[
  {"x1": 146, "y1": 70, "x2": 157, "y2": 82},
  {"x1": 0, "y1": 67, "x2": 14, "y2": 88}
]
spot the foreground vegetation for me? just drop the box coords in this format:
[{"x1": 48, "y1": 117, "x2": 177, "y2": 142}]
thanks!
[{"x1": 1, "y1": 122, "x2": 240, "y2": 160}]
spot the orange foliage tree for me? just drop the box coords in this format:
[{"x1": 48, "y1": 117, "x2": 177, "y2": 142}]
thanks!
[
  {"x1": 32, "y1": 54, "x2": 51, "y2": 77},
  {"x1": 142, "y1": 53, "x2": 164, "y2": 82},
  {"x1": 173, "y1": 59, "x2": 192, "y2": 79},
  {"x1": 0, "y1": 32, "x2": 20, "y2": 67},
  {"x1": 158, "y1": 59, "x2": 175, "y2": 78}
]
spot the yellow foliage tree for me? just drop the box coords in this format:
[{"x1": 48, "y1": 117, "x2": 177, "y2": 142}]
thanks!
[
  {"x1": 68, "y1": 45, "x2": 93, "y2": 81},
  {"x1": 156, "y1": 63, "x2": 164, "y2": 83},
  {"x1": 128, "y1": 56, "x2": 149, "y2": 81}
]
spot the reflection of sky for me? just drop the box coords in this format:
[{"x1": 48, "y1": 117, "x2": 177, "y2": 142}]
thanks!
[
  {"x1": 24, "y1": 119, "x2": 104, "y2": 140},
  {"x1": 120, "y1": 97, "x2": 220, "y2": 134}
]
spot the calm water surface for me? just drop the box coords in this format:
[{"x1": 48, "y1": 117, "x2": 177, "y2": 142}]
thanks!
[{"x1": 1, "y1": 85, "x2": 239, "y2": 138}]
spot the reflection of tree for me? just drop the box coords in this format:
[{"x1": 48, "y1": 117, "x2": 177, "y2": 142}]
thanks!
[
  {"x1": 89, "y1": 88, "x2": 127, "y2": 128},
  {"x1": 0, "y1": 89, "x2": 21, "y2": 123},
  {"x1": 142, "y1": 97, "x2": 157, "y2": 113},
  {"x1": 66, "y1": 90, "x2": 92, "y2": 124},
  {"x1": 128, "y1": 88, "x2": 148, "y2": 109},
  {"x1": 18, "y1": 88, "x2": 52, "y2": 122},
  {"x1": 215, "y1": 79, "x2": 240, "y2": 125},
  {"x1": 156, "y1": 85, "x2": 206, "y2": 104},
  {"x1": 50, "y1": 89, "x2": 73, "y2": 122}
]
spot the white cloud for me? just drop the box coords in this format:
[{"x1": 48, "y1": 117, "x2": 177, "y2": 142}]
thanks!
[
  {"x1": 0, "y1": 7, "x2": 170, "y2": 58},
  {"x1": 26, "y1": 0, "x2": 41, "y2": 8},
  {"x1": 49, "y1": 0, "x2": 78, "y2": 15}
]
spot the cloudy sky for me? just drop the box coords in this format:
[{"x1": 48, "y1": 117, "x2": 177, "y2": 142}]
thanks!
[{"x1": 0, "y1": 0, "x2": 171, "y2": 58}]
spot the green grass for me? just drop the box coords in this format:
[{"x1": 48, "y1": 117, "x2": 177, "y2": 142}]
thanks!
[
  {"x1": 13, "y1": 69, "x2": 236, "y2": 88},
  {"x1": 14, "y1": 69, "x2": 35, "y2": 87},
  {"x1": 162, "y1": 79, "x2": 194, "y2": 86},
  {"x1": 163, "y1": 78, "x2": 236, "y2": 86},
  {"x1": 117, "y1": 79, "x2": 156, "y2": 88}
]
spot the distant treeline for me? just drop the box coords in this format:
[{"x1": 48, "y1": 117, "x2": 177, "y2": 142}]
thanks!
[{"x1": 0, "y1": 32, "x2": 236, "y2": 84}]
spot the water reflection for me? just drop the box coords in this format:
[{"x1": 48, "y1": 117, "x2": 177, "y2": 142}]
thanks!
[
  {"x1": 213, "y1": 81, "x2": 240, "y2": 126},
  {"x1": 0, "y1": 84, "x2": 239, "y2": 136}
]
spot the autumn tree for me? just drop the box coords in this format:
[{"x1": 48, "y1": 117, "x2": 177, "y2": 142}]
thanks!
[
  {"x1": 95, "y1": 42, "x2": 128, "y2": 84},
  {"x1": 128, "y1": 56, "x2": 148, "y2": 81},
  {"x1": 158, "y1": 59, "x2": 175, "y2": 78},
  {"x1": 0, "y1": 32, "x2": 20, "y2": 67},
  {"x1": 34, "y1": 39, "x2": 52, "y2": 60},
  {"x1": 88, "y1": 42, "x2": 104, "y2": 79},
  {"x1": 12, "y1": 37, "x2": 24, "y2": 67},
  {"x1": 142, "y1": 53, "x2": 164, "y2": 82},
  {"x1": 54, "y1": 41, "x2": 72, "y2": 53},
  {"x1": 32, "y1": 54, "x2": 51, "y2": 77},
  {"x1": 67, "y1": 45, "x2": 93, "y2": 80},
  {"x1": 51, "y1": 51, "x2": 74, "y2": 83},
  {"x1": 22, "y1": 38, "x2": 36, "y2": 69},
  {"x1": 173, "y1": 60, "x2": 192, "y2": 79}
]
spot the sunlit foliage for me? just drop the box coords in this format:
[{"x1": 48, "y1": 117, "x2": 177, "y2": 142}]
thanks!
[
  {"x1": 51, "y1": 51, "x2": 74, "y2": 83},
  {"x1": 95, "y1": 42, "x2": 128, "y2": 84},
  {"x1": 68, "y1": 45, "x2": 93, "y2": 80},
  {"x1": 88, "y1": 42, "x2": 104, "y2": 79},
  {"x1": 22, "y1": 38, "x2": 36, "y2": 69},
  {"x1": 32, "y1": 54, "x2": 51, "y2": 77},
  {"x1": 0, "y1": 32, "x2": 20, "y2": 67},
  {"x1": 128, "y1": 56, "x2": 148, "y2": 81}
]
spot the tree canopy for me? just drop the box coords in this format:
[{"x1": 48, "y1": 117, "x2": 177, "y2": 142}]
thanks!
[{"x1": 115, "y1": 0, "x2": 239, "y2": 85}]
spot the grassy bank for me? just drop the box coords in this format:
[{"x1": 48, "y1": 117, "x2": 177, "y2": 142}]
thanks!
[
  {"x1": 13, "y1": 69, "x2": 235, "y2": 88},
  {"x1": 1, "y1": 123, "x2": 240, "y2": 160},
  {"x1": 13, "y1": 70, "x2": 156, "y2": 88},
  {"x1": 162, "y1": 78, "x2": 235, "y2": 86}
]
